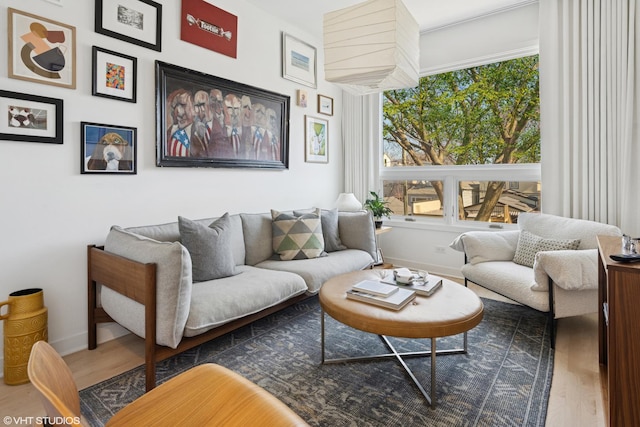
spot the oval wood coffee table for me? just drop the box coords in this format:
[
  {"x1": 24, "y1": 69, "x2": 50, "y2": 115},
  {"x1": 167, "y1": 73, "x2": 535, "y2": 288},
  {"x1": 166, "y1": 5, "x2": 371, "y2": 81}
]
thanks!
[{"x1": 319, "y1": 269, "x2": 484, "y2": 408}]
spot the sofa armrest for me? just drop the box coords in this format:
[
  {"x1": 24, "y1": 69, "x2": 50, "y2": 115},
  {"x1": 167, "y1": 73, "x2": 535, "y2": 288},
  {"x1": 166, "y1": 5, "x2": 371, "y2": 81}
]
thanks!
[
  {"x1": 532, "y1": 249, "x2": 598, "y2": 291},
  {"x1": 450, "y1": 230, "x2": 520, "y2": 265},
  {"x1": 337, "y1": 211, "x2": 377, "y2": 260}
]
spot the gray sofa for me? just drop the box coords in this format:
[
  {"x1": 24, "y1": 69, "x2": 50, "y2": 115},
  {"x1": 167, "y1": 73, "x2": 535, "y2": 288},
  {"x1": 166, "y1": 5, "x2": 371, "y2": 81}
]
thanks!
[{"x1": 88, "y1": 208, "x2": 376, "y2": 390}]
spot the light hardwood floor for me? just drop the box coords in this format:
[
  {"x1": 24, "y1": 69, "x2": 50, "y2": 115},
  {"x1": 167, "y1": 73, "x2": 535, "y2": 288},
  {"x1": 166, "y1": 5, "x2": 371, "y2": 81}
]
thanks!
[{"x1": 0, "y1": 283, "x2": 606, "y2": 426}]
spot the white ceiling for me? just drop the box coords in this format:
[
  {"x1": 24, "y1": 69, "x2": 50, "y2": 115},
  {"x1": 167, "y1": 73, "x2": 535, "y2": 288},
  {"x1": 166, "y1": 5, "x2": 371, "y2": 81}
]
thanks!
[{"x1": 244, "y1": 0, "x2": 534, "y2": 35}]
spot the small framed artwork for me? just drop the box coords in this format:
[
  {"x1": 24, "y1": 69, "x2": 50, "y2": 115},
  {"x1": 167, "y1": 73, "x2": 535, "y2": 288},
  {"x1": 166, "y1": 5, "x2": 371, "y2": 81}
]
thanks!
[
  {"x1": 282, "y1": 33, "x2": 317, "y2": 88},
  {"x1": 0, "y1": 90, "x2": 63, "y2": 144},
  {"x1": 43, "y1": 0, "x2": 64, "y2": 6},
  {"x1": 297, "y1": 89, "x2": 308, "y2": 107},
  {"x1": 305, "y1": 115, "x2": 328, "y2": 164},
  {"x1": 181, "y1": 0, "x2": 237, "y2": 58},
  {"x1": 92, "y1": 46, "x2": 137, "y2": 103},
  {"x1": 318, "y1": 94, "x2": 334, "y2": 116},
  {"x1": 81, "y1": 122, "x2": 137, "y2": 174},
  {"x1": 95, "y1": 0, "x2": 162, "y2": 52},
  {"x1": 8, "y1": 8, "x2": 76, "y2": 89}
]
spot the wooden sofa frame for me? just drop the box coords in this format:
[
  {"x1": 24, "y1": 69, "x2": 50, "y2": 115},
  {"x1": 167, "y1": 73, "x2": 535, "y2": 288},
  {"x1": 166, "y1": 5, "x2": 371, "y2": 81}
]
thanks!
[{"x1": 87, "y1": 245, "x2": 309, "y2": 391}]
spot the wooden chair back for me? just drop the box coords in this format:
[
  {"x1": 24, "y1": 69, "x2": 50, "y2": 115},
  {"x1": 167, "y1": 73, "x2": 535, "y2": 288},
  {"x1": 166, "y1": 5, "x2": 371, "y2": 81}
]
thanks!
[{"x1": 27, "y1": 341, "x2": 83, "y2": 426}]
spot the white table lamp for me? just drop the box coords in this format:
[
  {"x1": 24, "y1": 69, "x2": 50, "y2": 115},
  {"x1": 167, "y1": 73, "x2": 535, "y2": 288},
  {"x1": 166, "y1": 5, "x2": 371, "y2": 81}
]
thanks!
[{"x1": 335, "y1": 193, "x2": 362, "y2": 211}]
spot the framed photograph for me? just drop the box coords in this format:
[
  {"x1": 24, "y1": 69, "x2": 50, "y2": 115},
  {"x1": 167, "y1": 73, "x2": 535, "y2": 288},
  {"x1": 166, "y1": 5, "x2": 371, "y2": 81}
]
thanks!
[
  {"x1": 0, "y1": 90, "x2": 63, "y2": 144},
  {"x1": 297, "y1": 89, "x2": 308, "y2": 107},
  {"x1": 318, "y1": 94, "x2": 334, "y2": 116},
  {"x1": 81, "y1": 122, "x2": 137, "y2": 174},
  {"x1": 92, "y1": 46, "x2": 137, "y2": 103},
  {"x1": 156, "y1": 61, "x2": 290, "y2": 169},
  {"x1": 282, "y1": 33, "x2": 317, "y2": 88},
  {"x1": 8, "y1": 8, "x2": 76, "y2": 89},
  {"x1": 305, "y1": 115, "x2": 328, "y2": 164},
  {"x1": 181, "y1": 0, "x2": 237, "y2": 58},
  {"x1": 95, "y1": 0, "x2": 162, "y2": 52}
]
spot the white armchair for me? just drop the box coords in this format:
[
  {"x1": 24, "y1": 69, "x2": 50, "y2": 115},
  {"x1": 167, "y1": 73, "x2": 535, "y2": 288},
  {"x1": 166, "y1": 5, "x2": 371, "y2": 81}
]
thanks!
[{"x1": 450, "y1": 212, "x2": 621, "y2": 345}]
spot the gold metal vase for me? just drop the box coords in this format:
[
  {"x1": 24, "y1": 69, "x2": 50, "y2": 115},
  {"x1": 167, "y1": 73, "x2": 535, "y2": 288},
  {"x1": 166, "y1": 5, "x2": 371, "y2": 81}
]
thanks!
[{"x1": 0, "y1": 288, "x2": 48, "y2": 385}]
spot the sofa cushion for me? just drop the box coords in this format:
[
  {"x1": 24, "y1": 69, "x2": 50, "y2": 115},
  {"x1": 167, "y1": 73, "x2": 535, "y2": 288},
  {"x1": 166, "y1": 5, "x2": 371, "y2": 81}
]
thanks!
[
  {"x1": 240, "y1": 212, "x2": 273, "y2": 265},
  {"x1": 337, "y1": 211, "x2": 377, "y2": 260},
  {"x1": 184, "y1": 265, "x2": 307, "y2": 337},
  {"x1": 513, "y1": 230, "x2": 580, "y2": 267},
  {"x1": 256, "y1": 249, "x2": 374, "y2": 293},
  {"x1": 178, "y1": 213, "x2": 237, "y2": 281},
  {"x1": 271, "y1": 209, "x2": 325, "y2": 260},
  {"x1": 451, "y1": 230, "x2": 520, "y2": 265},
  {"x1": 102, "y1": 226, "x2": 192, "y2": 348},
  {"x1": 294, "y1": 208, "x2": 346, "y2": 252}
]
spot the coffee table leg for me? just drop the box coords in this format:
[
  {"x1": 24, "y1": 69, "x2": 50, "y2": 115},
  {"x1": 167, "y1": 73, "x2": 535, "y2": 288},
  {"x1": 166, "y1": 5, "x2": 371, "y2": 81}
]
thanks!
[
  {"x1": 431, "y1": 337, "x2": 436, "y2": 408},
  {"x1": 321, "y1": 308, "x2": 326, "y2": 364}
]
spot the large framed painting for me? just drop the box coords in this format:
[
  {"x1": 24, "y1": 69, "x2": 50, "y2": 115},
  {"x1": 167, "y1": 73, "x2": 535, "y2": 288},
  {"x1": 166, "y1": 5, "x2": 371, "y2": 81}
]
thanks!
[
  {"x1": 181, "y1": 0, "x2": 237, "y2": 58},
  {"x1": 81, "y1": 121, "x2": 137, "y2": 174},
  {"x1": 0, "y1": 90, "x2": 63, "y2": 144},
  {"x1": 95, "y1": 0, "x2": 162, "y2": 52},
  {"x1": 8, "y1": 8, "x2": 76, "y2": 89},
  {"x1": 156, "y1": 61, "x2": 290, "y2": 169}
]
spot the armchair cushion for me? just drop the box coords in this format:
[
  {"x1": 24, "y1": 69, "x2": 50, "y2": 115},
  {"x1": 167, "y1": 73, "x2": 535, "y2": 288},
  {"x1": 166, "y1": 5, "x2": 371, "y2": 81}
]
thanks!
[
  {"x1": 533, "y1": 249, "x2": 598, "y2": 291},
  {"x1": 513, "y1": 230, "x2": 580, "y2": 267},
  {"x1": 450, "y1": 230, "x2": 519, "y2": 265}
]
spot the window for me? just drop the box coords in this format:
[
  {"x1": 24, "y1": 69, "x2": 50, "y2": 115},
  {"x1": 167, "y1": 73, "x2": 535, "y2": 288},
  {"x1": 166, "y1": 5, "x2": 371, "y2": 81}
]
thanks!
[{"x1": 380, "y1": 55, "x2": 540, "y2": 226}]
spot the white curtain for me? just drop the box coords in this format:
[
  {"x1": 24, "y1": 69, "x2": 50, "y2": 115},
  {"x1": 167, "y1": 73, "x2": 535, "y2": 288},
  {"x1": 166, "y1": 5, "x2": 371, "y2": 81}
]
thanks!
[
  {"x1": 341, "y1": 92, "x2": 381, "y2": 205},
  {"x1": 540, "y1": 0, "x2": 640, "y2": 234}
]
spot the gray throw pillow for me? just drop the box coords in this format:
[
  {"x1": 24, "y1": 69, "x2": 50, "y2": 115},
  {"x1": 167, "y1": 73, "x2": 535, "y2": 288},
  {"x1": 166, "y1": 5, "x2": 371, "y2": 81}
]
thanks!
[
  {"x1": 178, "y1": 213, "x2": 237, "y2": 281},
  {"x1": 294, "y1": 208, "x2": 346, "y2": 252},
  {"x1": 513, "y1": 230, "x2": 581, "y2": 268}
]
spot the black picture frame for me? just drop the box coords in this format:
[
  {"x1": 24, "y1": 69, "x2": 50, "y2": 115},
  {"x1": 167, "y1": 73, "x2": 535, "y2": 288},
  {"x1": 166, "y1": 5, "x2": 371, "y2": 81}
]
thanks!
[
  {"x1": 95, "y1": 0, "x2": 162, "y2": 52},
  {"x1": 92, "y1": 46, "x2": 137, "y2": 103},
  {"x1": 0, "y1": 90, "x2": 63, "y2": 144},
  {"x1": 156, "y1": 61, "x2": 290, "y2": 169},
  {"x1": 81, "y1": 121, "x2": 137, "y2": 174}
]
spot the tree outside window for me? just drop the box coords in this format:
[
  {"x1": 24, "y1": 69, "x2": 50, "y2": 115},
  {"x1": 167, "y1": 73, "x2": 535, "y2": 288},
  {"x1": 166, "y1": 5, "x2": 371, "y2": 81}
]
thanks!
[{"x1": 382, "y1": 55, "x2": 540, "y2": 223}]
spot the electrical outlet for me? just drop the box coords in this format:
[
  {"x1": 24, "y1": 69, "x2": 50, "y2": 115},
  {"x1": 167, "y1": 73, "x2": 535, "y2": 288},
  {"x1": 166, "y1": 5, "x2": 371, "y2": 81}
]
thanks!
[{"x1": 435, "y1": 246, "x2": 446, "y2": 254}]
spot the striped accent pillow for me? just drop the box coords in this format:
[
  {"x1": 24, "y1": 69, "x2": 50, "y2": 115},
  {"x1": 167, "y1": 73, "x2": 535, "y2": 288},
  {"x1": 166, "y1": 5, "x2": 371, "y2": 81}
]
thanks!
[{"x1": 271, "y1": 209, "x2": 325, "y2": 260}]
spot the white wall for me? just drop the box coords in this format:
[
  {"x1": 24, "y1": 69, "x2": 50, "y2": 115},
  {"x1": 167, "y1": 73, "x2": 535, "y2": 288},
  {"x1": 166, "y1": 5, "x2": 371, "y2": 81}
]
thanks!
[{"x1": 0, "y1": 0, "x2": 343, "y2": 370}]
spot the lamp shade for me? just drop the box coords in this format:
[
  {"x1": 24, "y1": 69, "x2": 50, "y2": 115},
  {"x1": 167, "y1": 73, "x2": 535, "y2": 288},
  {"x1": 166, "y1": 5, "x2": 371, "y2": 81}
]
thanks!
[
  {"x1": 323, "y1": 0, "x2": 419, "y2": 95},
  {"x1": 335, "y1": 193, "x2": 362, "y2": 211}
]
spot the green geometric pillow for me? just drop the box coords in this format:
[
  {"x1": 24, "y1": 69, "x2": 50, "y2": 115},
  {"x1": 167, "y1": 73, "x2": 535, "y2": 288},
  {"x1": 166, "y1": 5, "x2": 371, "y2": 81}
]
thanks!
[
  {"x1": 513, "y1": 230, "x2": 581, "y2": 268},
  {"x1": 271, "y1": 208, "x2": 325, "y2": 260}
]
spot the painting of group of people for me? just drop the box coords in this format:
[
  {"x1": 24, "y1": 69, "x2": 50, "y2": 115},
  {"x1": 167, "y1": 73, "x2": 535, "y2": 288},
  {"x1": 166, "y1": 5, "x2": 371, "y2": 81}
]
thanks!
[{"x1": 158, "y1": 62, "x2": 289, "y2": 169}]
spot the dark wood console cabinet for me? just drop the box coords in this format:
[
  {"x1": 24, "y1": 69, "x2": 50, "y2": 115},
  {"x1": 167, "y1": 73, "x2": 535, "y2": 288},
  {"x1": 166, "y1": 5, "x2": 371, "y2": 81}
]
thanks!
[{"x1": 597, "y1": 235, "x2": 640, "y2": 426}]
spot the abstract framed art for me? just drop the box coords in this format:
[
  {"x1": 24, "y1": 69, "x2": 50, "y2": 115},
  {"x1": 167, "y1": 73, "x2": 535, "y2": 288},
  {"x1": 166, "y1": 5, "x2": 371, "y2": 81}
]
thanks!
[
  {"x1": 92, "y1": 46, "x2": 137, "y2": 103},
  {"x1": 282, "y1": 33, "x2": 317, "y2": 88},
  {"x1": 304, "y1": 115, "x2": 328, "y2": 163},
  {"x1": 0, "y1": 90, "x2": 63, "y2": 144},
  {"x1": 81, "y1": 121, "x2": 137, "y2": 174},
  {"x1": 95, "y1": 0, "x2": 162, "y2": 52},
  {"x1": 156, "y1": 61, "x2": 290, "y2": 169},
  {"x1": 8, "y1": 8, "x2": 76, "y2": 89},
  {"x1": 318, "y1": 94, "x2": 334, "y2": 116}
]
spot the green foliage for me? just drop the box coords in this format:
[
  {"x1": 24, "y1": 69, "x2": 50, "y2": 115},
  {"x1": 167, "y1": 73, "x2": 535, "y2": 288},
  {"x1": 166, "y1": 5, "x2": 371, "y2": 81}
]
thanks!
[
  {"x1": 383, "y1": 55, "x2": 540, "y2": 166},
  {"x1": 363, "y1": 191, "x2": 393, "y2": 219}
]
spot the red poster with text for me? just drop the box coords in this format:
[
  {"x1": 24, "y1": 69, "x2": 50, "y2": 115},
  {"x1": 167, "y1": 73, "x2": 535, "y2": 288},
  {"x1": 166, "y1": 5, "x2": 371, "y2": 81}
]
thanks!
[{"x1": 181, "y1": 0, "x2": 237, "y2": 58}]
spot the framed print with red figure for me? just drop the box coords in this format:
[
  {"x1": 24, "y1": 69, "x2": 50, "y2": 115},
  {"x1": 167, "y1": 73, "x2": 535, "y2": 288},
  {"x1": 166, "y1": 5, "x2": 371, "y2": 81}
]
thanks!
[{"x1": 181, "y1": 0, "x2": 237, "y2": 58}]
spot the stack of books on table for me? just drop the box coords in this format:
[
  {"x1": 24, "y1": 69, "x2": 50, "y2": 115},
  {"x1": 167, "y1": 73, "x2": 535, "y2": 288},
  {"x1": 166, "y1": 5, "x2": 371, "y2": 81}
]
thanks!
[
  {"x1": 381, "y1": 275, "x2": 443, "y2": 297},
  {"x1": 346, "y1": 280, "x2": 416, "y2": 310}
]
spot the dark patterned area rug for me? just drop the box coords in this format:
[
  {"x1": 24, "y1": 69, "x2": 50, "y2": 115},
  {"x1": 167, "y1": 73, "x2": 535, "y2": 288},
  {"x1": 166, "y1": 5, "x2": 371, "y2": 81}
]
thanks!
[{"x1": 80, "y1": 296, "x2": 553, "y2": 426}]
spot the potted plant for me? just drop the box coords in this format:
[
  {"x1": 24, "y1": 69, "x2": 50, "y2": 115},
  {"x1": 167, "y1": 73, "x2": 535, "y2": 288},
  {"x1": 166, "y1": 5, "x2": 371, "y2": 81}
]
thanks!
[{"x1": 363, "y1": 191, "x2": 393, "y2": 228}]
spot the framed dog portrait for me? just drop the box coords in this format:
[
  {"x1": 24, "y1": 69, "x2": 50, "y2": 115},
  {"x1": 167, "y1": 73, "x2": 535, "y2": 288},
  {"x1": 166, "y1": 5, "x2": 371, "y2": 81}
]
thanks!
[
  {"x1": 92, "y1": 46, "x2": 137, "y2": 103},
  {"x1": 95, "y1": 0, "x2": 162, "y2": 52},
  {"x1": 8, "y1": 8, "x2": 76, "y2": 89},
  {"x1": 305, "y1": 115, "x2": 328, "y2": 164},
  {"x1": 0, "y1": 90, "x2": 63, "y2": 144},
  {"x1": 81, "y1": 122, "x2": 137, "y2": 174},
  {"x1": 156, "y1": 61, "x2": 290, "y2": 169}
]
